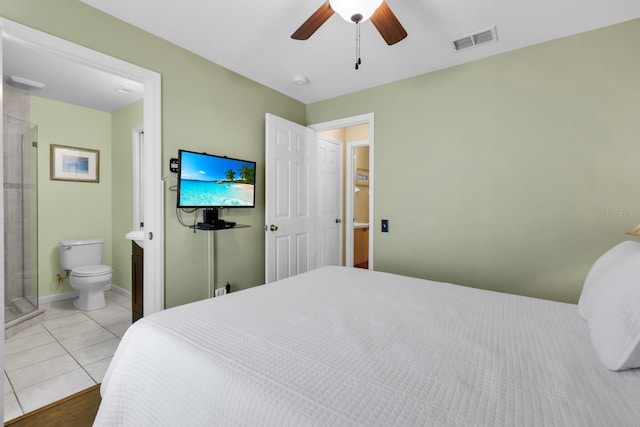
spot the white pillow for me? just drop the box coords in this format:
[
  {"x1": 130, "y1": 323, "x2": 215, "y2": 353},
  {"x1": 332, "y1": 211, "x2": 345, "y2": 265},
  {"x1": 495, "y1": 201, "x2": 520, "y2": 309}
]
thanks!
[
  {"x1": 577, "y1": 241, "x2": 640, "y2": 320},
  {"x1": 586, "y1": 250, "x2": 640, "y2": 370}
]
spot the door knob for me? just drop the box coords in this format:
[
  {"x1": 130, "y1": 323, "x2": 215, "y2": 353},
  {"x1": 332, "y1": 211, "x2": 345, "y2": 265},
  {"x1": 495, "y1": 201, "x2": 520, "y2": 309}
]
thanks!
[{"x1": 270, "y1": 224, "x2": 278, "y2": 231}]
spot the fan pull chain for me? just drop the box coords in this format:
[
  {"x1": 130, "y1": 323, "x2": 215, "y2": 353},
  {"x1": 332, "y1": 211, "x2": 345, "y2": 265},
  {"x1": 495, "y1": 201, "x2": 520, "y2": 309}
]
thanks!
[{"x1": 355, "y1": 21, "x2": 361, "y2": 70}]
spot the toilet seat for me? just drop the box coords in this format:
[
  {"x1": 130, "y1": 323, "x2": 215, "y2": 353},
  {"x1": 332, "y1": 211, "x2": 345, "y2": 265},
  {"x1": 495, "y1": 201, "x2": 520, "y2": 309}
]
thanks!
[{"x1": 71, "y1": 264, "x2": 112, "y2": 277}]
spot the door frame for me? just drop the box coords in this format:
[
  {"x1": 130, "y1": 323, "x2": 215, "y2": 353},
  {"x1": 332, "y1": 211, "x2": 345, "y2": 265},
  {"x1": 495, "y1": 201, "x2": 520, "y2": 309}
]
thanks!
[
  {"x1": 0, "y1": 18, "x2": 164, "y2": 401},
  {"x1": 309, "y1": 113, "x2": 374, "y2": 270},
  {"x1": 132, "y1": 126, "x2": 145, "y2": 233},
  {"x1": 345, "y1": 139, "x2": 369, "y2": 267}
]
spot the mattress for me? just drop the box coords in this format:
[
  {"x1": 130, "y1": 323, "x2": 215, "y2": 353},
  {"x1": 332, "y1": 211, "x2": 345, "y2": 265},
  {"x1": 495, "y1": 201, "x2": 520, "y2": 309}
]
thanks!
[{"x1": 94, "y1": 266, "x2": 640, "y2": 426}]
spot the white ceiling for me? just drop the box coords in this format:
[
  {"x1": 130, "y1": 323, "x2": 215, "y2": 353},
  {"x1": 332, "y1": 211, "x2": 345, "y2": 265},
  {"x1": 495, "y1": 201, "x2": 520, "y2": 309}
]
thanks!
[
  {"x1": 2, "y1": 35, "x2": 144, "y2": 113},
  {"x1": 3, "y1": 1, "x2": 640, "y2": 111},
  {"x1": 78, "y1": 0, "x2": 640, "y2": 104}
]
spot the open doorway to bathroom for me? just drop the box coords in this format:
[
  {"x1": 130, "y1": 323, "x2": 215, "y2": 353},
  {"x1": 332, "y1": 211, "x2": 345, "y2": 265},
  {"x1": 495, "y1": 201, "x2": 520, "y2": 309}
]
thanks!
[{"x1": 1, "y1": 18, "x2": 163, "y2": 421}]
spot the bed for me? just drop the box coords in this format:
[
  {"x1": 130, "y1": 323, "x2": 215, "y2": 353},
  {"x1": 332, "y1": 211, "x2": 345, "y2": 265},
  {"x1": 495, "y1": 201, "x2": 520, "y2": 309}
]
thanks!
[{"x1": 94, "y1": 244, "x2": 640, "y2": 426}]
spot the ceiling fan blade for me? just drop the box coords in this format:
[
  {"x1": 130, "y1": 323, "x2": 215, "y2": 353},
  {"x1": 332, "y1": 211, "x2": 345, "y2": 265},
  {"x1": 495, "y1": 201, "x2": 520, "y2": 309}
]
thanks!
[
  {"x1": 291, "y1": 1, "x2": 335, "y2": 40},
  {"x1": 370, "y1": 1, "x2": 407, "y2": 45}
]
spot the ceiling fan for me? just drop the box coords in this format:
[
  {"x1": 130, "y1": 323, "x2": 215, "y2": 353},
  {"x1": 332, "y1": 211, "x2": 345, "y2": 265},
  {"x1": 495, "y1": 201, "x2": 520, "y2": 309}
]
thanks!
[{"x1": 291, "y1": 0, "x2": 407, "y2": 46}]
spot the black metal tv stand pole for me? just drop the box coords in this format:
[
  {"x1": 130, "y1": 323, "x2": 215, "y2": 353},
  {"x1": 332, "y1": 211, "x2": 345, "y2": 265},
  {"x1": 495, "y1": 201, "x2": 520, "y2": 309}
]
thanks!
[{"x1": 190, "y1": 209, "x2": 249, "y2": 298}]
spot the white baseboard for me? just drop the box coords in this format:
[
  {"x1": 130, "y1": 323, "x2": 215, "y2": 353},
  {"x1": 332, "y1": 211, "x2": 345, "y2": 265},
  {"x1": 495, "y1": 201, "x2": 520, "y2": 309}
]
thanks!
[
  {"x1": 38, "y1": 283, "x2": 130, "y2": 305},
  {"x1": 109, "y1": 284, "x2": 131, "y2": 299},
  {"x1": 39, "y1": 290, "x2": 79, "y2": 305}
]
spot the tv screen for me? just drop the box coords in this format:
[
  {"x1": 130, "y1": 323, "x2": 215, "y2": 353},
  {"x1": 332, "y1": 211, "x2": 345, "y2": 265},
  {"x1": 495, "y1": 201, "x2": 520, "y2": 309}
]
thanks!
[{"x1": 177, "y1": 150, "x2": 256, "y2": 209}]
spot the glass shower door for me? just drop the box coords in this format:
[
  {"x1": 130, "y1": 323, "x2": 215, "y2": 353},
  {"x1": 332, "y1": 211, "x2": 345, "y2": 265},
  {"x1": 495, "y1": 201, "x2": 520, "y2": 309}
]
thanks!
[{"x1": 4, "y1": 115, "x2": 39, "y2": 333}]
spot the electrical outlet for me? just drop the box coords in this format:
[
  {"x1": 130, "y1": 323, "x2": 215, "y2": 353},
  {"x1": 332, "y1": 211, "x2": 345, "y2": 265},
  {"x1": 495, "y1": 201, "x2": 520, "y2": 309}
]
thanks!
[
  {"x1": 214, "y1": 287, "x2": 227, "y2": 297},
  {"x1": 381, "y1": 219, "x2": 389, "y2": 232}
]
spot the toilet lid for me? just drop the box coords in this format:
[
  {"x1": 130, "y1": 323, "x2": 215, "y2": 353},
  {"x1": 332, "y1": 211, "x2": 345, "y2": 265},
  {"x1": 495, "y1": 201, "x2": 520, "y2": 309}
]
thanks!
[{"x1": 72, "y1": 264, "x2": 112, "y2": 277}]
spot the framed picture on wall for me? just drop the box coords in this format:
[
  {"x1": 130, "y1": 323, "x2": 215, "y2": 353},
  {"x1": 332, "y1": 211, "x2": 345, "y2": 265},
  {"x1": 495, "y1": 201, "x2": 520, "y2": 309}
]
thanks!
[
  {"x1": 50, "y1": 144, "x2": 100, "y2": 182},
  {"x1": 356, "y1": 168, "x2": 369, "y2": 186}
]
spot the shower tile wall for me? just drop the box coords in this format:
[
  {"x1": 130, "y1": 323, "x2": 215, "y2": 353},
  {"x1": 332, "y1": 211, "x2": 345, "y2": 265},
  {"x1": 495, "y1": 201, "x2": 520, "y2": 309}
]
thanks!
[
  {"x1": 4, "y1": 89, "x2": 36, "y2": 319},
  {"x1": 4, "y1": 89, "x2": 29, "y2": 120}
]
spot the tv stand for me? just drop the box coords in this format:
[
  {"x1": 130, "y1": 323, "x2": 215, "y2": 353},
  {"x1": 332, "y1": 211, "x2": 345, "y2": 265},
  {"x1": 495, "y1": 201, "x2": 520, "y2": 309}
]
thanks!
[
  {"x1": 180, "y1": 208, "x2": 250, "y2": 297},
  {"x1": 196, "y1": 221, "x2": 237, "y2": 230},
  {"x1": 193, "y1": 211, "x2": 250, "y2": 299},
  {"x1": 196, "y1": 209, "x2": 241, "y2": 230}
]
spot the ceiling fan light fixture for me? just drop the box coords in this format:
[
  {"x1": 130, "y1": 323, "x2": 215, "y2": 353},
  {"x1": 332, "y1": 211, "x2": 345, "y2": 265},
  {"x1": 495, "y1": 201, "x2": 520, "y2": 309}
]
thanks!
[{"x1": 330, "y1": 0, "x2": 383, "y2": 23}]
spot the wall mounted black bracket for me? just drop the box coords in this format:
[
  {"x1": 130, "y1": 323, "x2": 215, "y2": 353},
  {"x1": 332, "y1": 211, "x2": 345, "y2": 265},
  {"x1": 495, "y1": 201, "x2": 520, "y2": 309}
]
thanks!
[{"x1": 169, "y1": 158, "x2": 179, "y2": 173}]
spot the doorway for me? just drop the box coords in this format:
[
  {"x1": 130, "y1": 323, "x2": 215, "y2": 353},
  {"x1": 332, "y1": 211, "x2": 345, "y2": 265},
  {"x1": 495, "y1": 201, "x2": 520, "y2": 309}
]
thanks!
[
  {"x1": 347, "y1": 141, "x2": 370, "y2": 269},
  {"x1": 264, "y1": 113, "x2": 374, "y2": 283},
  {"x1": 310, "y1": 114, "x2": 374, "y2": 271},
  {"x1": 0, "y1": 17, "x2": 163, "y2": 414}
]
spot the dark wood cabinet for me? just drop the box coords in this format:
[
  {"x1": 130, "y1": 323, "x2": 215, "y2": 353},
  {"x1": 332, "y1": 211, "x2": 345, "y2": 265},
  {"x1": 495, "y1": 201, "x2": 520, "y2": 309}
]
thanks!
[{"x1": 131, "y1": 242, "x2": 143, "y2": 322}]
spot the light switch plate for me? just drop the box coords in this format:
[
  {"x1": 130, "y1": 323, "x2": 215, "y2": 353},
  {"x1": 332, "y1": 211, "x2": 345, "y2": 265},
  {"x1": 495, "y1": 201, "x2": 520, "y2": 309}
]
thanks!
[{"x1": 381, "y1": 219, "x2": 389, "y2": 232}]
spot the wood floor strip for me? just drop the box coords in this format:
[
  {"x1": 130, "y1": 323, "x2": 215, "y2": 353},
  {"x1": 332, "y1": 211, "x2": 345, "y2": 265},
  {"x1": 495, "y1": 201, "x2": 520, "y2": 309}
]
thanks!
[{"x1": 5, "y1": 384, "x2": 101, "y2": 427}]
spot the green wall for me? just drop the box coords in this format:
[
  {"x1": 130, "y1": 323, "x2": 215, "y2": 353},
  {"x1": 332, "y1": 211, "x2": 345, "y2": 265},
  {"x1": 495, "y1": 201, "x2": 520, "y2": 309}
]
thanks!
[
  {"x1": 1, "y1": 0, "x2": 305, "y2": 308},
  {"x1": 30, "y1": 96, "x2": 142, "y2": 299},
  {"x1": 7, "y1": 1, "x2": 639, "y2": 307},
  {"x1": 307, "y1": 18, "x2": 640, "y2": 303},
  {"x1": 31, "y1": 96, "x2": 112, "y2": 298}
]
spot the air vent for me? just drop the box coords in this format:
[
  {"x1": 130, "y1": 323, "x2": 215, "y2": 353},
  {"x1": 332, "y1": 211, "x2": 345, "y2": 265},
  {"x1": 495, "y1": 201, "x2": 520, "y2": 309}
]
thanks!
[
  {"x1": 453, "y1": 37, "x2": 474, "y2": 51},
  {"x1": 452, "y1": 26, "x2": 498, "y2": 51}
]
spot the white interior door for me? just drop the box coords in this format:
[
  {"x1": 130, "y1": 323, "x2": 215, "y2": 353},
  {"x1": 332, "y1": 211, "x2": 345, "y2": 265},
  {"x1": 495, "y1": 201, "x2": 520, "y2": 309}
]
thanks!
[
  {"x1": 265, "y1": 114, "x2": 317, "y2": 283},
  {"x1": 317, "y1": 135, "x2": 342, "y2": 267}
]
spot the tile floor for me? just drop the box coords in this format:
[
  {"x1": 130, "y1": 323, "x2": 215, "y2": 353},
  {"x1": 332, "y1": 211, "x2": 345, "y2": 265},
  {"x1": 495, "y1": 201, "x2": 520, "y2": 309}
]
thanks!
[{"x1": 3, "y1": 290, "x2": 131, "y2": 422}]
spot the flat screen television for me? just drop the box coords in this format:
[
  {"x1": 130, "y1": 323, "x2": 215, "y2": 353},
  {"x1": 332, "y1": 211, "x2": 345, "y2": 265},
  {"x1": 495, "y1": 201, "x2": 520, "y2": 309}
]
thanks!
[{"x1": 177, "y1": 150, "x2": 256, "y2": 223}]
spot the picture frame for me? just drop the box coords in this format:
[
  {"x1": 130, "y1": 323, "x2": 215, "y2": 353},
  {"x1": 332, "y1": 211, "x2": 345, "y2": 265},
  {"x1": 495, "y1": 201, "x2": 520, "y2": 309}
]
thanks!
[
  {"x1": 356, "y1": 168, "x2": 369, "y2": 186},
  {"x1": 50, "y1": 144, "x2": 100, "y2": 183}
]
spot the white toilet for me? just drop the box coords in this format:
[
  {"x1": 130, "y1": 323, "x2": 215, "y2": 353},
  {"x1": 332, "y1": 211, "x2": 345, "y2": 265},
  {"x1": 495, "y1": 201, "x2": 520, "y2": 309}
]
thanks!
[{"x1": 59, "y1": 238, "x2": 112, "y2": 311}]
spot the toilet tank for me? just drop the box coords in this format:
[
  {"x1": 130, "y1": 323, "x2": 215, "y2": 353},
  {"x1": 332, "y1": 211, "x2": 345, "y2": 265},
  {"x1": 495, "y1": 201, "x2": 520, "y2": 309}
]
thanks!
[{"x1": 59, "y1": 239, "x2": 104, "y2": 270}]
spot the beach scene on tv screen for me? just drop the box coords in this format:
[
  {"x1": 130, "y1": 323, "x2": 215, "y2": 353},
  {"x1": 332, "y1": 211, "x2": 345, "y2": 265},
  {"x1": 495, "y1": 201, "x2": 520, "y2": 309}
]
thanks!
[{"x1": 179, "y1": 153, "x2": 255, "y2": 206}]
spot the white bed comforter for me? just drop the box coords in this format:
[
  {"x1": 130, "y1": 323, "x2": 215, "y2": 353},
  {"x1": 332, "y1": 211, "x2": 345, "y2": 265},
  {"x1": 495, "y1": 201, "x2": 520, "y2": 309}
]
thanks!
[{"x1": 94, "y1": 266, "x2": 640, "y2": 426}]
